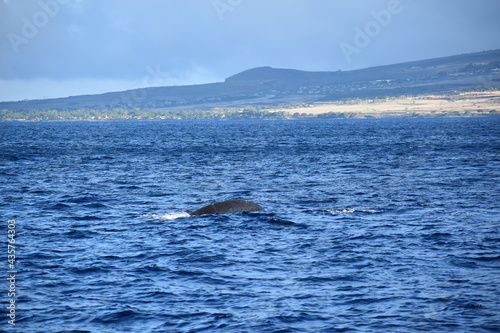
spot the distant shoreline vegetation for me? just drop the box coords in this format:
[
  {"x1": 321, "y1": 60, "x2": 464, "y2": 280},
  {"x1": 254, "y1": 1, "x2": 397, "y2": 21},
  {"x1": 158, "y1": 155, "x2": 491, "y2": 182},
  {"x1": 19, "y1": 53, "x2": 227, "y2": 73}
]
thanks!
[
  {"x1": 1, "y1": 91, "x2": 499, "y2": 121},
  {"x1": 1, "y1": 107, "x2": 497, "y2": 122},
  {"x1": 0, "y1": 107, "x2": 290, "y2": 122}
]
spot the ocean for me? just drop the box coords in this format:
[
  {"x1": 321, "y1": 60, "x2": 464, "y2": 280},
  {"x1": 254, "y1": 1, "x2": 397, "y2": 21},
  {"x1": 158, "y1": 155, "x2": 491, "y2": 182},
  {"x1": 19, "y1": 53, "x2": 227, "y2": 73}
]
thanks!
[{"x1": 1, "y1": 117, "x2": 499, "y2": 332}]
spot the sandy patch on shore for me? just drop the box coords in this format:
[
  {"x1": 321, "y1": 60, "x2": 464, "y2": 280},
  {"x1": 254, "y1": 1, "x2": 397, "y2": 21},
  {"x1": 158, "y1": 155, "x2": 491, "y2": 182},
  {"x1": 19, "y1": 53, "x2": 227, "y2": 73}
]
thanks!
[{"x1": 270, "y1": 91, "x2": 500, "y2": 117}]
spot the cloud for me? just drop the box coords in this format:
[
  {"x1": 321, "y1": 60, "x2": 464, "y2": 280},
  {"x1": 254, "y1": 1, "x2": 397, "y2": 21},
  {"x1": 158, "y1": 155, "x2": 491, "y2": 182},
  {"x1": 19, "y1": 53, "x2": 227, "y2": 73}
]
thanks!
[
  {"x1": 1, "y1": 0, "x2": 500, "y2": 101},
  {"x1": 0, "y1": 77, "x2": 140, "y2": 101}
]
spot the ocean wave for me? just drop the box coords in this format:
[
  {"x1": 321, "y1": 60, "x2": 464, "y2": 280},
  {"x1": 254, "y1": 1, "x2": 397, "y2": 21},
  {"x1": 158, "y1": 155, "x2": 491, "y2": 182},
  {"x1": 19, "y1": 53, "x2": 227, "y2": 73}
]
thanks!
[
  {"x1": 4, "y1": 118, "x2": 499, "y2": 332},
  {"x1": 325, "y1": 208, "x2": 383, "y2": 215},
  {"x1": 142, "y1": 212, "x2": 191, "y2": 220}
]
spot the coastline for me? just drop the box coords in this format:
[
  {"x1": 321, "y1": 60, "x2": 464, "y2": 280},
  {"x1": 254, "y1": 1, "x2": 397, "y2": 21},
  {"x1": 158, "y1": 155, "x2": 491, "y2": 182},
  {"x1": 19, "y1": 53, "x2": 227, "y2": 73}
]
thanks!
[
  {"x1": 270, "y1": 91, "x2": 500, "y2": 118},
  {"x1": 1, "y1": 90, "x2": 499, "y2": 121}
]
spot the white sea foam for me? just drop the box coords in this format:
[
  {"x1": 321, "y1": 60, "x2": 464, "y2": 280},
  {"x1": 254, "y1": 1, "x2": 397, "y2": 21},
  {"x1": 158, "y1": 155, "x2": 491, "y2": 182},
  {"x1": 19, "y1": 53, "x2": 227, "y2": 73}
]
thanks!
[
  {"x1": 142, "y1": 212, "x2": 191, "y2": 220},
  {"x1": 326, "y1": 208, "x2": 382, "y2": 215},
  {"x1": 327, "y1": 208, "x2": 356, "y2": 214}
]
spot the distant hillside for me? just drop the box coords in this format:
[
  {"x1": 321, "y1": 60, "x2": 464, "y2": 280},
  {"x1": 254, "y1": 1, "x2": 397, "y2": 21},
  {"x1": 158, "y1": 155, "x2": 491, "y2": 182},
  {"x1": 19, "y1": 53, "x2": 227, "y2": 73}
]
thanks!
[
  {"x1": 1, "y1": 49, "x2": 499, "y2": 112},
  {"x1": 225, "y1": 66, "x2": 338, "y2": 86}
]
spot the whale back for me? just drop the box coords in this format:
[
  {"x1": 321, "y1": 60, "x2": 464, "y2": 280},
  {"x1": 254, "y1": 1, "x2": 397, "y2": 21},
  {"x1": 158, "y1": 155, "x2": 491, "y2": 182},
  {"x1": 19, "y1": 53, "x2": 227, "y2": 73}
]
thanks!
[{"x1": 190, "y1": 200, "x2": 263, "y2": 216}]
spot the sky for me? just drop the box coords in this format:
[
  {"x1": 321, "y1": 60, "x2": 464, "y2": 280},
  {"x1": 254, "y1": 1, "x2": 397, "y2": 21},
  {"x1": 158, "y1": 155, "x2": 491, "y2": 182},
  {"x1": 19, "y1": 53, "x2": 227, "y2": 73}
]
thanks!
[{"x1": 1, "y1": 0, "x2": 500, "y2": 102}]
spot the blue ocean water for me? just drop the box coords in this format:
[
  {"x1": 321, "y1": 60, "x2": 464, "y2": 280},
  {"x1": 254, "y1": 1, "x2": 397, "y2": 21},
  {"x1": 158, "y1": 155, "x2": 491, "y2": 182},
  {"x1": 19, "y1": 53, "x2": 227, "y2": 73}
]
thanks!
[{"x1": 1, "y1": 117, "x2": 499, "y2": 332}]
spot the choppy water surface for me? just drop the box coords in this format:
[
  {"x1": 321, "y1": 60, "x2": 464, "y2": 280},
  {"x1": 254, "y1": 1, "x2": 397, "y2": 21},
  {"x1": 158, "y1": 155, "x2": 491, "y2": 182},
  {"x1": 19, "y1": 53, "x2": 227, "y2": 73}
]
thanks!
[{"x1": 1, "y1": 118, "x2": 499, "y2": 332}]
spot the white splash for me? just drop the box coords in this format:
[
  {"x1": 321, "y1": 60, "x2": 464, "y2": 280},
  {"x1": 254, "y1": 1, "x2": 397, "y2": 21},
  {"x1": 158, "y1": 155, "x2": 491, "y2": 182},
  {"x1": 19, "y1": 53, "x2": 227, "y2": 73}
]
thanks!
[
  {"x1": 327, "y1": 208, "x2": 356, "y2": 214},
  {"x1": 326, "y1": 208, "x2": 383, "y2": 215},
  {"x1": 142, "y1": 212, "x2": 191, "y2": 220}
]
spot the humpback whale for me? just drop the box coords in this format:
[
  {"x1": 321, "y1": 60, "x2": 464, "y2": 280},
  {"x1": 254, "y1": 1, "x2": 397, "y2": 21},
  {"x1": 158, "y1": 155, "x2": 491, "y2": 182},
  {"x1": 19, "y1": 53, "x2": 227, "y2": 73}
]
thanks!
[{"x1": 190, "y1": 200, "x2": 264, "y2": 216}]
